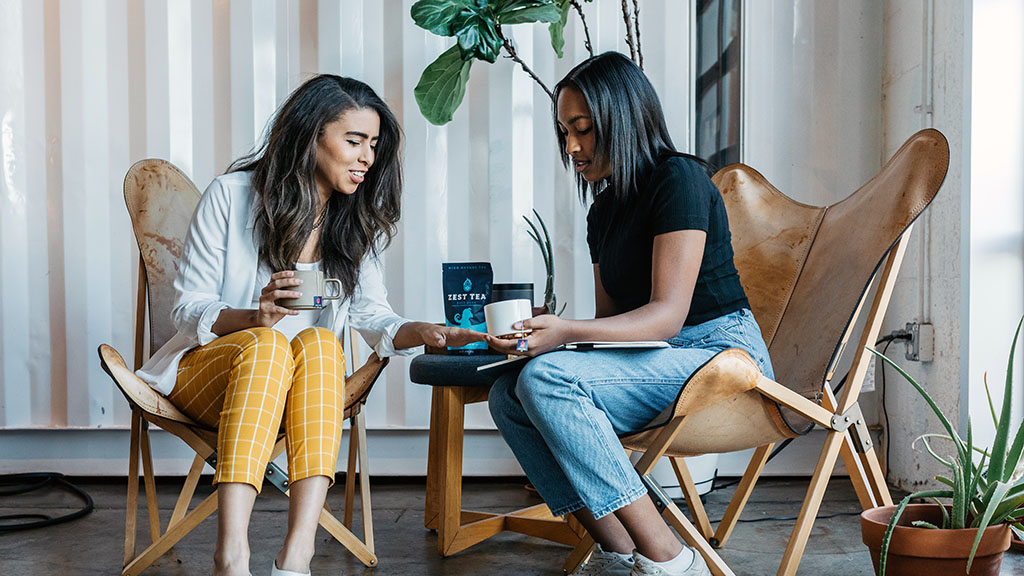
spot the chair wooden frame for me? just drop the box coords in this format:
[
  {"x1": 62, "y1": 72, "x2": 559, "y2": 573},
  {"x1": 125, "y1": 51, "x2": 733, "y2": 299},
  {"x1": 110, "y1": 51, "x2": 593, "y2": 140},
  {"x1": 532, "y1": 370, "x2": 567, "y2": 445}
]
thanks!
[
  {"x1": 562, "y1": 226, "x2": 910, "y2": 576},
  {"x1": 99, "y1": 158, "x2": 387, "y2": 575},
  {"x1": 423, "y1": 383, "x2": 586, "y2": 556},
  {"x1": 562, "y1": 129, "x2": 949, "y2": 576}
]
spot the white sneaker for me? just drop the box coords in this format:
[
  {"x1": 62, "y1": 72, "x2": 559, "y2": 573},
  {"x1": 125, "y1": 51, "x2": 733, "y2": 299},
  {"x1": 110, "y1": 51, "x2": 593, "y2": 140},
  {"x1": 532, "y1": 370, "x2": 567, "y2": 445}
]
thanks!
[
  {"x1": 630, "y1": 548, "x2": 711, "y2": 576},
  {"x1": 571, "y1": 544, "x2": 635, "y2": 575},
  {"x1": 270, "y1": 561, "x2": 310, "y2": 576}
]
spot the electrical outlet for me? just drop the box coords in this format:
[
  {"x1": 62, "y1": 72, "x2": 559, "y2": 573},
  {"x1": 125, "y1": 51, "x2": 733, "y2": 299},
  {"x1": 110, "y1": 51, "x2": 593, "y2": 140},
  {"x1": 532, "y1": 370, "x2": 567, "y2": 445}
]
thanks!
[{"x1": 905, "y1": 322, "x2": 935, "y2": 362}]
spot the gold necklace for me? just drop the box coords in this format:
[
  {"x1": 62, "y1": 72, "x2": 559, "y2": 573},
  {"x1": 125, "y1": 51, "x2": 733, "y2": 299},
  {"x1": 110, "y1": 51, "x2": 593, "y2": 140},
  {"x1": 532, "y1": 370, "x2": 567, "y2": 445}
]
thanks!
[{"x1": 311, "y1": 206, "x2": 328, "y2": 231}]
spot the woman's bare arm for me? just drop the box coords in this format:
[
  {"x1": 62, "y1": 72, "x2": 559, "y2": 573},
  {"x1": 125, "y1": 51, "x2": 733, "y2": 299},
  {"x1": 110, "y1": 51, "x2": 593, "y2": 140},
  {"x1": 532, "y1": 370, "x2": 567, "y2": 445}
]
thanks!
[{"x1": 490, "y1": 230, "x2": 705, "y2": 356}]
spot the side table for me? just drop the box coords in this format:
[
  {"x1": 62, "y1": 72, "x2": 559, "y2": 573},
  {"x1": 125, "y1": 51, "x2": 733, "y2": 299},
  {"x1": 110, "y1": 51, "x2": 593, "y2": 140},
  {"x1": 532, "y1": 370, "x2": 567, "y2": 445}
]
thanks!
[{"x1": 409, "y1": 353, "x2": 584, "y2": 556}]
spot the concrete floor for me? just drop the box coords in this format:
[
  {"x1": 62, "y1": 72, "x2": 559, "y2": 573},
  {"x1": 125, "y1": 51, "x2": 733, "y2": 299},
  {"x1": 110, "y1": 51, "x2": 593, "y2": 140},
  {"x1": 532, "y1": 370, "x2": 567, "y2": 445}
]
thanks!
[{"x1": 1, "y1": 476, "x2": 1022, "y2": 575}]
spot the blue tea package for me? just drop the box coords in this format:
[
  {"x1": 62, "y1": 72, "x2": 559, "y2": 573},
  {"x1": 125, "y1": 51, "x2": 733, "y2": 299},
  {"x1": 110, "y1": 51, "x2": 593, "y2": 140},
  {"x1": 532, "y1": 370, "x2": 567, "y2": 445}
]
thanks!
[{"x1": 442, "y1": 262, "x2": 492, "y2": 354}]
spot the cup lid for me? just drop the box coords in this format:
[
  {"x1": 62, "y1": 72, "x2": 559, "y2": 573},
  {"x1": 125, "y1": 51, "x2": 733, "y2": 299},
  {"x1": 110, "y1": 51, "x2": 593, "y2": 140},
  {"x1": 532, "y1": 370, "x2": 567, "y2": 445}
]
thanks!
[{"x1": 493, "y1": 282, "x2": 533, "y2": 290}]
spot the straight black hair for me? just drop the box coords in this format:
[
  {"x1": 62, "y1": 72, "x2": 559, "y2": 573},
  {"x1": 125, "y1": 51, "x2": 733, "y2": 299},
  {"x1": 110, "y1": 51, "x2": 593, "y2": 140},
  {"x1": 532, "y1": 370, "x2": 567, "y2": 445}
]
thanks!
[
  {"x1": 552, "y1": 52, "x2": 710, "y2": 204},
  {"x1": 230, "y1": 75, "x2": 402, "y2": 298}
]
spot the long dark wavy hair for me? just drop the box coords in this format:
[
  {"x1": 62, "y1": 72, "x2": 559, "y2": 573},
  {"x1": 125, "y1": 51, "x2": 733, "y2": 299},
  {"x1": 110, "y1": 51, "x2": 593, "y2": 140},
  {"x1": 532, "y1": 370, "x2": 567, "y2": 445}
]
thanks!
[
  {"x1": 229, "y1": 74, "x2": 402, "y2": 298},
  {"x1": 553, "y1": 52, "x2": 709, "y2": 205}
]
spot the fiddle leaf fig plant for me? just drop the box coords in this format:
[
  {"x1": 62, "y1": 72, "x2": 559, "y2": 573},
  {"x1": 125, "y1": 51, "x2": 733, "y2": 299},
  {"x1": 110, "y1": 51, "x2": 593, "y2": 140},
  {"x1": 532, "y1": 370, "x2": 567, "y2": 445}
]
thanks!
[
  {"x1": 411, "y1": 0, "x2": 563, "y2": 125},
  {"x1": 412, "y1": 0, "x2": 641, "y2": 126},
  {"x1": 869, "y1": 316, "x2": 1024, "y2": 575}
]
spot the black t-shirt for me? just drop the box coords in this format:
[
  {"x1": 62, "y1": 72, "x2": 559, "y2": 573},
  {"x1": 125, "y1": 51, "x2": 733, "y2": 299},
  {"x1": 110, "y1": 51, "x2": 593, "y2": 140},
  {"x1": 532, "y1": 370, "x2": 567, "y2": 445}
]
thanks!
[{"x1": 586, "y1": 155, "x2": 749, "y2": 326}]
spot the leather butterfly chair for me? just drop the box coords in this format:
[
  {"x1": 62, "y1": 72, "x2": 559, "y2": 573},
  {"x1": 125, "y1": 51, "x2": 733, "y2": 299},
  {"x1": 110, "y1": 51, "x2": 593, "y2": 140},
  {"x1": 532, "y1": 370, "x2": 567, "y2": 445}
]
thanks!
[
  {"x1": 562, "y1": 129, "x2": 950, "y2": 576},
  {"x1": 98, "y1": 159, "x2": 388, "y2": 575}
]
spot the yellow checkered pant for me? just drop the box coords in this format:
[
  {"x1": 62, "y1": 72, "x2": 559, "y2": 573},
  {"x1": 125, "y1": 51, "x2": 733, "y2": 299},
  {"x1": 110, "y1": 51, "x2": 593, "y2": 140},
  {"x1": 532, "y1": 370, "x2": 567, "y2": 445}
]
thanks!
[{"x1": 169, "y1": 326, "x2": 345, "y2": 492}]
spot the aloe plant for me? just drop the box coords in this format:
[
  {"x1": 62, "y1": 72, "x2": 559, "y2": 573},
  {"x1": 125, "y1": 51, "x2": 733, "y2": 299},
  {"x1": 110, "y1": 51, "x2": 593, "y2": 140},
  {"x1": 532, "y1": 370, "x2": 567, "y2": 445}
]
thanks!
[
  {"x1": 523, "y1": 209, "x2": 566, "y2": 316},
  {"x1": 869, "y1": 316, "x2": 1024, "y2": 575}
]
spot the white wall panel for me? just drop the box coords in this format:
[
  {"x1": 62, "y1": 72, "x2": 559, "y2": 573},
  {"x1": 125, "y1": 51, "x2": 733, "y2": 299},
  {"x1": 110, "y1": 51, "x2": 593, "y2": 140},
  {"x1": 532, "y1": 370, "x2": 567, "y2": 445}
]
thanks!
[
  {"x1": 23, "y1": 0, "x2": 53, "y2": 426},
  {"x1": 107, "y1": 0, "x2": 136, "y2": 426},
  {"x1": 1, "y1": 0, "x2": 32, "y2": 427},
  {"x1": 0, "y1": 1, "x2": 696, "y2": 456}
]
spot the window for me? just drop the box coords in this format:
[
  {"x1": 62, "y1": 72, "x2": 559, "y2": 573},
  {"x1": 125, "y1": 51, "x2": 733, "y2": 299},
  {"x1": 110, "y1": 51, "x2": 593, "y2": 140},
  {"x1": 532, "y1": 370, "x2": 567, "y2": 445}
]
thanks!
[{"x1": 696, "y1": 0, "x2": 741, "y2": 169}]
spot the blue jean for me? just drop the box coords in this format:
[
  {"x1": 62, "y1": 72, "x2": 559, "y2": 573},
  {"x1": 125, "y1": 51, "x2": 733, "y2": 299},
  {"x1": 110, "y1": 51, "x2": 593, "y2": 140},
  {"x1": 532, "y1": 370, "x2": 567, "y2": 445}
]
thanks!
[{"x1": 488, "y1": 308, "x2": 774, "y2": 519}]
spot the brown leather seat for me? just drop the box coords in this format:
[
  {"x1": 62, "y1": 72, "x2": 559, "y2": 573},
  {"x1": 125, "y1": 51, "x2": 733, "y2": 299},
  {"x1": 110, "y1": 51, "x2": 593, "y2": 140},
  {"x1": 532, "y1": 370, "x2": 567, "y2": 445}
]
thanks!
[
  {"x1": 98, "y1": 159, "x2": 387, "y2": 575},
  {"x1": 564, "y1": 129, "x2": 950, "y2": 576}
]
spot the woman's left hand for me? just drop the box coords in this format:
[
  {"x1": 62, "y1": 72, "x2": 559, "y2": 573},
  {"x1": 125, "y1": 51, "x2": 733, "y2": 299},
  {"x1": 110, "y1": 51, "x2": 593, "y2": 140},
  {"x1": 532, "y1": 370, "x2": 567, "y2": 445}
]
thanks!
[
  {"x1": 413, "y1": 323, "x2": 488, "y2": 349},
  {"x1": 486, "y1": 314, "x2": 572, "y2": 357}
]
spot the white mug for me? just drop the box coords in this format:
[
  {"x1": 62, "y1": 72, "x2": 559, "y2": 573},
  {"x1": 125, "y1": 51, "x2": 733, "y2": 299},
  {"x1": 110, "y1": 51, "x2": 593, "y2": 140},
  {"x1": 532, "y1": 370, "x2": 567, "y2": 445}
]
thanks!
[{"x1": 484, "y1": 299, "x2": 533, "y2": 338}]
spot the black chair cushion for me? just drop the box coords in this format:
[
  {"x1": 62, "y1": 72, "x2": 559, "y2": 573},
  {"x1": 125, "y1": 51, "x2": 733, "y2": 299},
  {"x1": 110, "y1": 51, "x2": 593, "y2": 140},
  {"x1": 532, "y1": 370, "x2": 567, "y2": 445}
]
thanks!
[{"x1": 409, "y1": 354, "x2": 507, "y2": 387}]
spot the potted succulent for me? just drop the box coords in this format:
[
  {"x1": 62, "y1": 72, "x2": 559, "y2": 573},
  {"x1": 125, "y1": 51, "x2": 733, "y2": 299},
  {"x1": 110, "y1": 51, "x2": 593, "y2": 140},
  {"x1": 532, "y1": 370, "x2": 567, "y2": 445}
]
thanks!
[
  {"x1": 862, "y1": 318, "x2": 1024, "y2": 575},
  {"x1": 523, "y1": 209, "x2": 566, "y2": 316}
]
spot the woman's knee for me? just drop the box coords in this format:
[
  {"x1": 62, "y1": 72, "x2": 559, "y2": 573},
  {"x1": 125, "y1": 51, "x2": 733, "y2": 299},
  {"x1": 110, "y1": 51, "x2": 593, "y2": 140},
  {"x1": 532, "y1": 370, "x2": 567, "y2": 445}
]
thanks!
[
  {"x1": 237, "y1": 327, "x2": 293, "y2": 364},
  {"x1": 290, "y1": 327, "x2": 345, "y2": 394},
  {"x1": 292, "y1": 326, "x2": 338, "y2": 347},
  {"x1": 515, "y1": 355, "x2": 573, "y2": 406},
  {"x1": 292, "y1": 327, "x2": 344, "y2": 360},
  {"x1": 233, "y1": 327, "x2": 295, "y2": 391}
]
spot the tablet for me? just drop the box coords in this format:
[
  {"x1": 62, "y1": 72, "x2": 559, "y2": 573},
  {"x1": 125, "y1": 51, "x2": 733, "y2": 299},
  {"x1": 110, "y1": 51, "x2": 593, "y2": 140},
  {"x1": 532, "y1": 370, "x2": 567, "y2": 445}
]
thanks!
[{"x1": 475, "y1": 341, "x2": 670, "y2": 374}]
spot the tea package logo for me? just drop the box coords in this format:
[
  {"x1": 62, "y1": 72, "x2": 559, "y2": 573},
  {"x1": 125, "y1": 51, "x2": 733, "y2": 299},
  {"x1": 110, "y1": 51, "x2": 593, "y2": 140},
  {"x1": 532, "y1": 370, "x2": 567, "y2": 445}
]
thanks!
[{"x1": 442, "y1": 262, "x2": 492, "y2": 354}]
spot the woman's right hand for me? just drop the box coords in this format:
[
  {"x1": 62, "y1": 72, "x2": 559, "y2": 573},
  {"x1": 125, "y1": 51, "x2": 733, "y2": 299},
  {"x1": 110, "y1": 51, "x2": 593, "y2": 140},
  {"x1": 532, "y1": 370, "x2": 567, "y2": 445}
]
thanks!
[{"x1": 256, "y1": 270, "x2": 302, "y2": 327}]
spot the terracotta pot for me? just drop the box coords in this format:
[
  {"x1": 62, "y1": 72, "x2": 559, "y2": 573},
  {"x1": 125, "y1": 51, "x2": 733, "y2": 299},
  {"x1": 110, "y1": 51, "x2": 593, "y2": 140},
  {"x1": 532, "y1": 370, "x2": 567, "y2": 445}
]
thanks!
[{"x1": 861, "y1": 504, "x2": 1011, "y2": 576}]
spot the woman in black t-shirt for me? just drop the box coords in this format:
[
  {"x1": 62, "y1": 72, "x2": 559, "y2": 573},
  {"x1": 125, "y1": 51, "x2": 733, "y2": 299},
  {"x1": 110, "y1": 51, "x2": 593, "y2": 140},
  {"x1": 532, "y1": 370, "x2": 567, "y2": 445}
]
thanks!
[{"x1": 487, "y1": 53, "x2": 774, "y2": 576}]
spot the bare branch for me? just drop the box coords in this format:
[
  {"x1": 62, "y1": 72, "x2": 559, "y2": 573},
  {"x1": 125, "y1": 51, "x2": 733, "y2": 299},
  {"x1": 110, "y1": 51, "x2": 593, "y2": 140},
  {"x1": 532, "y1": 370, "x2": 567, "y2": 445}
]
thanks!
[
  {"x1": 498, "y1": 29, "x2": 554, "y2": 101},
  {"x1": 621, "y1": 0, "x2": 636, "y2": 63},
  {"x1": 632, "y1": 0, "x2": 643, "y2": 69},
  {"x1": 570, "y1": 0, "x2": 594, "y2": 57}
]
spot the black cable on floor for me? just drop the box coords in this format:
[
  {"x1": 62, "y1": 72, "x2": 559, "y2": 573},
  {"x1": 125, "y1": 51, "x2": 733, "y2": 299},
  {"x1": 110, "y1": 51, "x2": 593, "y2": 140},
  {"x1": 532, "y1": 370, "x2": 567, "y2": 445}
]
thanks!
[
  {"x1": 708, "y1": 510, "x2": 863, "y2": 525},
  {"x1": 0, "y1": 472, "x2": 94, "y2": 532},
  {"x1": 877, "y1": 338, "x2": 897, "y2": 474}
]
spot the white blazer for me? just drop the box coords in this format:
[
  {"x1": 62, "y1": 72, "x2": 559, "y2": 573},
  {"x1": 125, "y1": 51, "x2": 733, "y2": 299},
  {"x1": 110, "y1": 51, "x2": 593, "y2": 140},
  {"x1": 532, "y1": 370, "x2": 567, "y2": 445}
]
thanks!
[{"x1": 137, "y1": 171, "x2": 413, "y2": 395}]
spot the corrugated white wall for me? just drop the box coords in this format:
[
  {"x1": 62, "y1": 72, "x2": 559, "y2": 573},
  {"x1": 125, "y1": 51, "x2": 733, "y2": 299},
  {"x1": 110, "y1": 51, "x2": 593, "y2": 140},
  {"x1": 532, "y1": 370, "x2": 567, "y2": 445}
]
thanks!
[{"x1": 0, "y1": 0, "x2": 693, "y2": 433}]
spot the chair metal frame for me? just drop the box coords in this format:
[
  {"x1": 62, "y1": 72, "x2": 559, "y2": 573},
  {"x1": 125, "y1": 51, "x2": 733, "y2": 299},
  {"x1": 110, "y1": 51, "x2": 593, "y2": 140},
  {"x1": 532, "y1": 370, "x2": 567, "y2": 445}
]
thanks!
[{"x1": 99, "y1": 159, "x2": 386, "y2": 575}]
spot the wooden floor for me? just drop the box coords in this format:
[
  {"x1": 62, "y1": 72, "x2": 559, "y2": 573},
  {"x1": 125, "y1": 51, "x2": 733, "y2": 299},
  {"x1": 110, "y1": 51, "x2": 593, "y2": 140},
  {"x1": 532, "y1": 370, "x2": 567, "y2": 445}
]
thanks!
[{"x1": 1, "y1": 476, "x2": 1022, "y2": 575}]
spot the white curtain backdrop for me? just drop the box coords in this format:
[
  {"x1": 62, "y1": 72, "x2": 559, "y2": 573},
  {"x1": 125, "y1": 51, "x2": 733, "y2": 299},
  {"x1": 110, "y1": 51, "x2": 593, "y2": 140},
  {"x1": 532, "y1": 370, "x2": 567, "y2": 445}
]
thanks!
[{"x1": 0, "y1": 0, "x2": 693, "y2": 432}]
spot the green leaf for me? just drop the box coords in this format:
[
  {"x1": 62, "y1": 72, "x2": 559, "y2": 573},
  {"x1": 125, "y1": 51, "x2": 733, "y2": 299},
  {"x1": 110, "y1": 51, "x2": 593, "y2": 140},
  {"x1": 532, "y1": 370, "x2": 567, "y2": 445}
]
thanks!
[
  {"x1": 870, "y1": 348, "x2": 968, "y2": 464},
  {"x1": 990, "y1": 316, "x2": 1024, "y2": 484},
  {"x1": 414, "y1": 45, "x2": 474, "y2": 126},
  {"x1": 498, "y1": 2, "x2": 562, "y2": 25},
  {"x1": 968, "y1": 481, "x2": 1012, "y2": 571},
  {"x1": 880, "y1": 491, "x2": 951, "y2": 576},
  {"x1": 911, "y1": 520, "x2": 940, "y2": 529},
  {"x1": 968, "y1": 451, "x2": 989, "y2": 516},
  {"x1": 548, "y1": 0, "x2": 571, "y2": 58},
  {"x1": 411, "y1": 0, "x2": 471, "y2": 36},
  {"x1": 523, "y1": 216, "x2": 551, "y2": 269},
  {"x1": 454, "y1": 14, "x2": 503, "y2": 63},
  {"x1": 918, "y1": 434, "x2": 954, "y2": 468},
  {"x1": 989, "y1": 491, "x2": 1024, "y2": 525},
  {"x1": 535, "y1": 209, "x2": 553, "y2": 262},
  {"x1": 952, "y1": 463, "x2": 966, "y2": 528},
  {"x1": 1003, "y1": 418, "x2": 1024, "y2": 485},
  {"x1": 984, "y1": 373, "x2": 999, "y2": 426},
  {"x1": 936, "y1": 498, "x2": 951, "y2": 528}
]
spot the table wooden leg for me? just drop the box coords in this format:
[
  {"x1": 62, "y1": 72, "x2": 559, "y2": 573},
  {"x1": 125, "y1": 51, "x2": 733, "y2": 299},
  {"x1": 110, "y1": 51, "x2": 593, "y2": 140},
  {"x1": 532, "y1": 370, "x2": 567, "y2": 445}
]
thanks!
[
  {"x1": 425, "y1": 387, "x2": 442, "y2": 530},
  {"x1": 437, "y1": 386, "x2": 465, "y2": 556}
]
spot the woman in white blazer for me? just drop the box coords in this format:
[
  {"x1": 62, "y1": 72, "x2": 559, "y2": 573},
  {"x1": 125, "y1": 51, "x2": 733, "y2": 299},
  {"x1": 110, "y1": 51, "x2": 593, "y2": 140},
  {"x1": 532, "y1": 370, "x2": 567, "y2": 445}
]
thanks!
[{"x1": 138, "y1": 75, "x2": 483, "y2": 576}]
